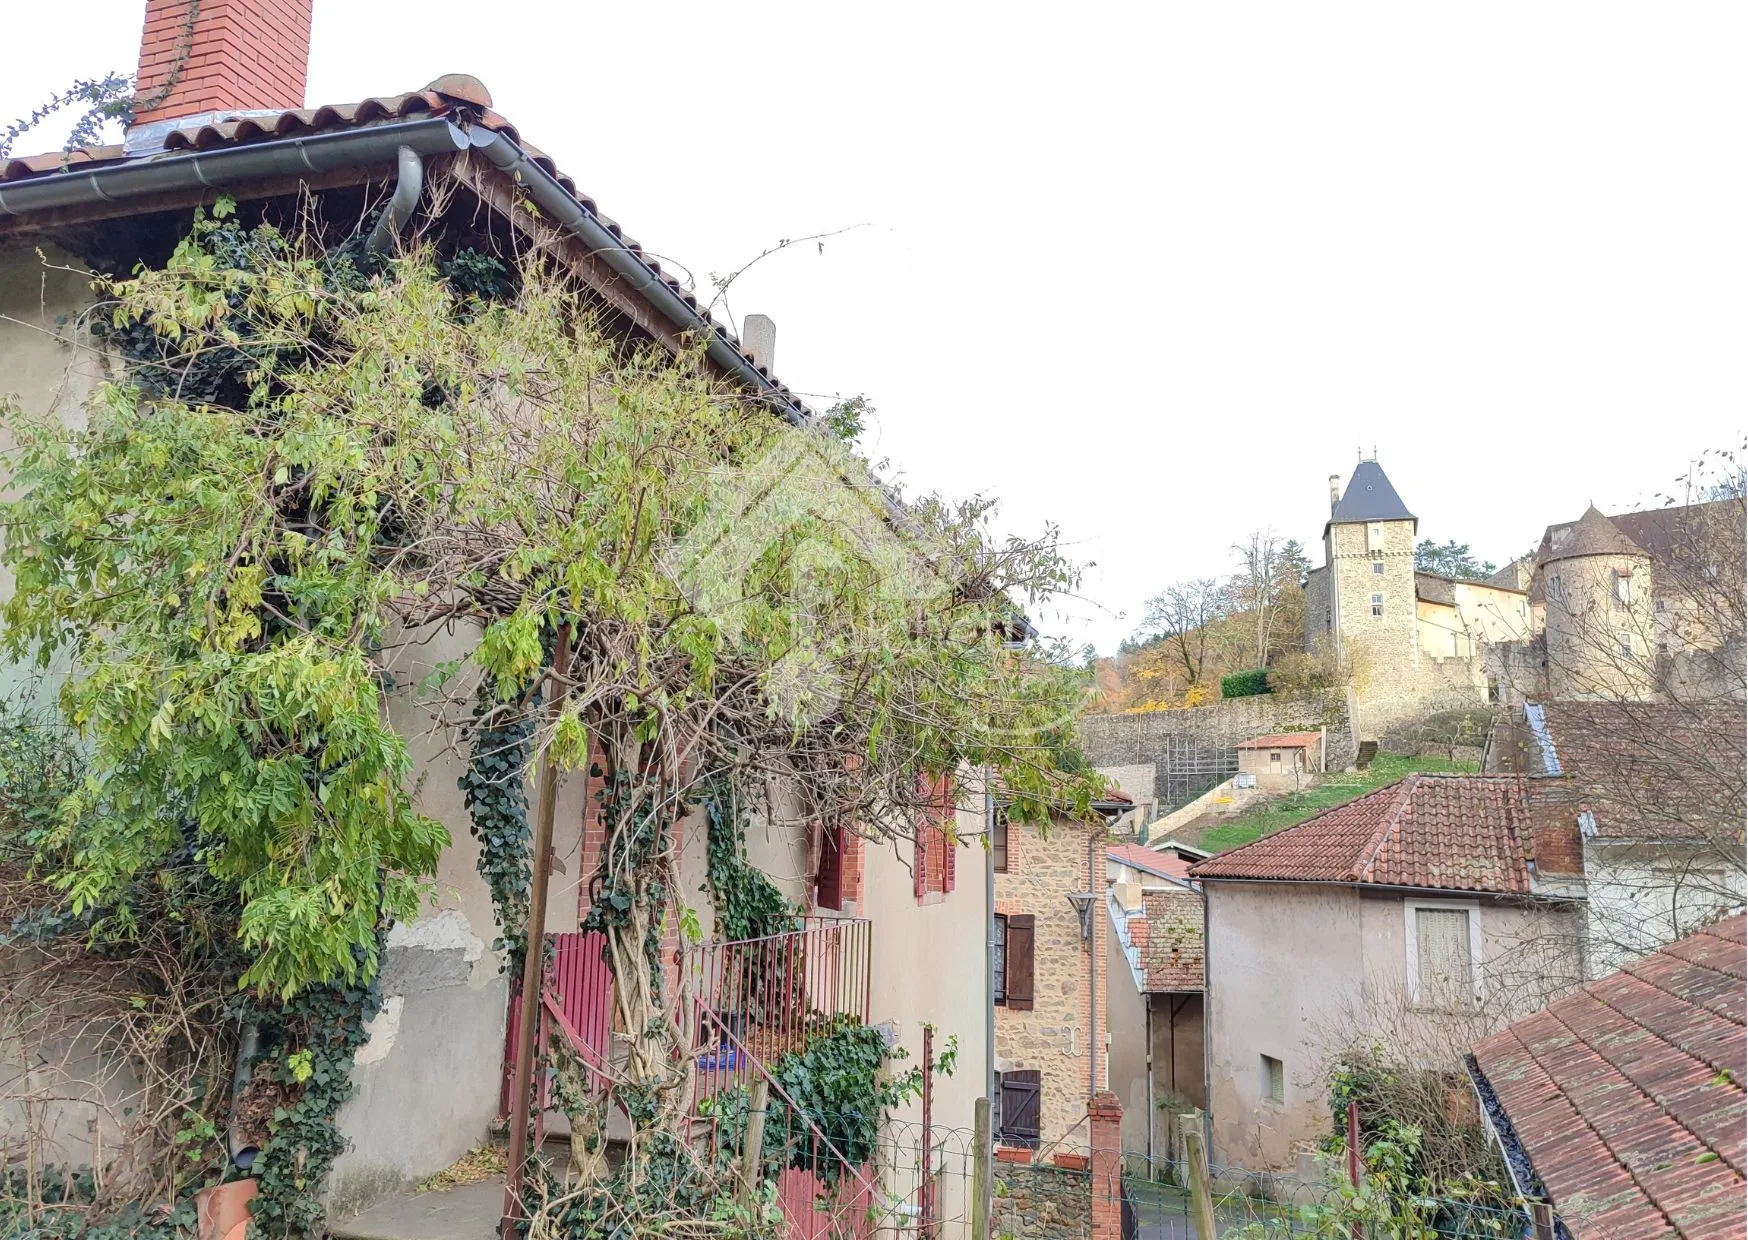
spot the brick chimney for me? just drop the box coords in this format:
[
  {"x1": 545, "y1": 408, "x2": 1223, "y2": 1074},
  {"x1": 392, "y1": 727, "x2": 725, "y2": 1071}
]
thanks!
[
  {"x1": 131, "y1": 0, "x2": 313, "y2": 132},
  {"x1": 1524, "y1": 777, "x2": 1585, "y2": 878}
]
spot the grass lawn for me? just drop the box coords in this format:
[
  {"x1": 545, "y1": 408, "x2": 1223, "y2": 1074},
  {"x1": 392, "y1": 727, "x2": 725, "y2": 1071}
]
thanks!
[{"x1": 1192, "y1": 752, "x2": 1479, "y2": 855}]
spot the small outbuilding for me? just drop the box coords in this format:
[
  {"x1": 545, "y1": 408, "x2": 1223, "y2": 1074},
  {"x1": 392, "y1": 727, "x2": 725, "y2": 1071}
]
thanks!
[{"x1": 1235, "y1": 731, "x2": 1325, "y2": 789}]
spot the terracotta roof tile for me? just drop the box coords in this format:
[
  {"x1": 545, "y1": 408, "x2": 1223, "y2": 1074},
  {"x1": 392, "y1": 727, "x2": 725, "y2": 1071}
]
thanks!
[
  {"x1": 0, "y1": 79, "x2": 805, "y2": 413},
  {"x1": 1472, "y1": 915, "x2": 1747, "y2": 1240},
  {"x1": 1107, "y1": 844, "x2": 1193, "y2": 883},
  {"x1": 1531, "y1": 701, "x2": 1745, "y2": 843},
  {"x1": 1188, "y1": 773, "x2": 1536, "y2": 895}
]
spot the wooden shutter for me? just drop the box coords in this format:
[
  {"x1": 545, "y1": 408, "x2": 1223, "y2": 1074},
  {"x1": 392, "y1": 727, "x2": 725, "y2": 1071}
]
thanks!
[
  {"x1": 1005, "y1": 914, "x2": 1035, "y2": 1010},
  {"x1": 1416, "y1": 908, "x2": 1473, "y2": 1010},
  {"x1": 815, "y1": 824, "x2": 844, "y2": 911},
  {"x1": 1000, "y1": 1070, "x2": 1042, "y2": 1146}
]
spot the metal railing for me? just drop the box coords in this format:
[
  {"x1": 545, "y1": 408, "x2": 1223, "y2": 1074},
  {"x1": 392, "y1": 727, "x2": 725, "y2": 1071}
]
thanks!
[{"x1": 684, "y1": 917, "x2": 872, "y2": 1085}]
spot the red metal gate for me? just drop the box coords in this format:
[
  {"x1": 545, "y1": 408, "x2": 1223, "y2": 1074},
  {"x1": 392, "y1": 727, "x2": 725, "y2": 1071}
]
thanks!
[{"x1": 499, "y1": 930, "x2": 613, "y2": 1119}]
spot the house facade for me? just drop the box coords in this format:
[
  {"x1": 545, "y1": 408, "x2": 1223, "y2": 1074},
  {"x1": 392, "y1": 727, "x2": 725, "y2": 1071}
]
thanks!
[
  {"x1": 0, "y1": 0, "x2": 991, "y2": 1220},
  {"x1": 1234, "y1": 731, "x2": 1324, "y2": 790},
  {"x1": 991, "y1": 807, "x2": 1118, "y2": 1152},
  {"x1": 1190, "y1": 773, "x2": 1587, "y2": 1170},
  {"x1": 1104, "y1": 846, "x2": 1205, "y2": 1165}
]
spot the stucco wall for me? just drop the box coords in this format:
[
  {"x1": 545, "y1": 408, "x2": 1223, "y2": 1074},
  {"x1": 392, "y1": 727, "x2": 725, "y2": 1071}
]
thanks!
[
  {"x1": 1105, "y1": 905, "x2": 1149, "y2": 1157},
  {"x1": 993, "y1": 815, "x2": 1106, "y2": 1150},
  {"x1": 1204, "y1": 881, "x2": 1582, "y2": 1170},
  {"x1": 1583, "y1": 842, "x2": 1747, "y2": 977}
]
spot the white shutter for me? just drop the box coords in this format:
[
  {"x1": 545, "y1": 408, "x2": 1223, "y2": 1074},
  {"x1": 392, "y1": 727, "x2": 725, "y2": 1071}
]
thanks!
[{"x1": 1416, "y1": 908, "x2": 1473, "y2": 1009}]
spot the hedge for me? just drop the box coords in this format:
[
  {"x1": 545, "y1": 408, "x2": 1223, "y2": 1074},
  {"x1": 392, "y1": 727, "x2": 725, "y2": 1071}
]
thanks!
[{"x1": 1220, "y1": 668, "x2": 1271, "y2": 699}]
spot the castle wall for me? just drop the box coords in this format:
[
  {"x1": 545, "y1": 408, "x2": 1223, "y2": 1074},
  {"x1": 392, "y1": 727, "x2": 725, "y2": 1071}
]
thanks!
[{"x1": 1543, "y1": 555, "x2": 1656, "y2": 700}]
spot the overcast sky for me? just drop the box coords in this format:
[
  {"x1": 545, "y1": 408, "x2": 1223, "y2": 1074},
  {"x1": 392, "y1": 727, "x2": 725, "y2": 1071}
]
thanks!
[{"x1": 7, "y1": 2, "x2": 1743, "y2": 653}]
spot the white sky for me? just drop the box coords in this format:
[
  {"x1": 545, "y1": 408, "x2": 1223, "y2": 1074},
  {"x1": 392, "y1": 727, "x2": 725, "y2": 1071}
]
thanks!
[{"x1": 7, "y1": 2, "x2": 1743, "y2": 653}]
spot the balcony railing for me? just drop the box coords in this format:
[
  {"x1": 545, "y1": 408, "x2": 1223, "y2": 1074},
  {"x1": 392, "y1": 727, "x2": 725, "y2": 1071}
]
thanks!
[{"x1": 684, "y1": 917, "x2": 872, "y2": 1077}]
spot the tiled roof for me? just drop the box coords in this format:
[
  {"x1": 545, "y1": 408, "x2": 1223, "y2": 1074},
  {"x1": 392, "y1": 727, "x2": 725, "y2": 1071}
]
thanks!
[
  {"x1": 1188, "y1": 774, "x2": 1536, "y2": 895},
  {"x1": 1234, "y1": 731, "x2": 1322, "y2": 750},
  {"x1": 1141, "y1": 888, "x2": 1204, "y2": 991},
  {"x1": 1329, "y1": 460, "x2": 1415, "y2": 526},
  {"x1": 1414, "y1": 571, "x2": 1459, "y2": 606},
  {"x1": 1543, "y1": 504, "x2": 1650, "y2": 565},
  {"x1": 1108, "y1": 844, "x2": 1193, "y2": 883},
  {"x1": 0, "y1": 78, "x2": 803, "y2": 411},
  {"x1": 1470, "y1": 914, "x2": 1746, "y2": 1240},
  {"x1": 1528, "y1": 701, "x2": 1745, "y2": 843}
]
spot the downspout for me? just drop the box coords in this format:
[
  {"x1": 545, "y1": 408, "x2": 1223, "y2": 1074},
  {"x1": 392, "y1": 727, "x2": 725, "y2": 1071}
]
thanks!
[
  {"x1": 364, "y1": 144, "x2": 424, "y2": 255},
  {"x1": 983, "y1": 771, "x2": 997, "y2": 1224},
  {"x1": 1087, "y1": 833, "x2": 1098, "y2": 1100},
  {"x1": 1144, "y1": 995, "x2": 1154, "y2": 1168},
  {"x1": 228, "y1": 1022, "x2": 261, "y2": 1169}
]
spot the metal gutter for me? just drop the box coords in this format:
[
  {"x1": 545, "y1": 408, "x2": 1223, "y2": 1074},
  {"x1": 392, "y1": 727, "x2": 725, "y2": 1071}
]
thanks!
[
  {"x1": 464, "y1": 128, "x2": 810, "y2": 426},
  {"x1": 1465, "y1": 1053, "x2": 1573, "y2": 1240},
  {"x1": 0, "y1": 116, "x2": 809, "y2": 425},
  {"x1": 0, "y1": 116, "x2": 469, "y2": 217}
]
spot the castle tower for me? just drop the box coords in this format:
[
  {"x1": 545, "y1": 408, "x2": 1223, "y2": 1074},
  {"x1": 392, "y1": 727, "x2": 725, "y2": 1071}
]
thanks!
[
  {"x1": 1321, "y1": 460, "x2": 1420, "y2": 700},
  {"x1": 1540, "y1": 505, "x2": 1655, "y2": 700}
]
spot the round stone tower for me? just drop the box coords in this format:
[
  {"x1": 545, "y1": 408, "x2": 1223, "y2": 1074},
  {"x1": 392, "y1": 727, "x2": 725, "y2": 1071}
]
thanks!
[{"x1": 1540, "y1": 505, "x2": 1655, "y2": 700}]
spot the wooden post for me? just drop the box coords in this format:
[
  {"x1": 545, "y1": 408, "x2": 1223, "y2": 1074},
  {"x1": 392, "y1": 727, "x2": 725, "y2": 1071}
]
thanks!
[
  {"x1": 1347, "y1": 1099, "x2": 1363, "y2": 1240},
  {"x1": 1178, "y1": 1110, "x2": 1217, "y2": 1240},
  {"x1": 740, "y1": 1079, "x2": 770, "y2": 1203},
  {"x1": 499, "y1": 623, "x2": 572, "y2": 1240},
  {"x1": 970, "y1": 1096, "x2": 991, "y2": 1240},
  {"x1": 1529, "y1": 1202, "x2": 1555, "y2": 1240}
]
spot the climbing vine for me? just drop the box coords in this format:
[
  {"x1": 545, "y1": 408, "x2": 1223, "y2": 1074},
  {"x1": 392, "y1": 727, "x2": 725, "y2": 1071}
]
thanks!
[
  {"x1": 459, "y1": 684, "x2": 541, "y2": 966},
  {"x1": 698, "y1": 774, "x2": 800, "y2": 943},
  {"x1": 1, "y1": 193, "x2": 1108, "y2": 1236}
]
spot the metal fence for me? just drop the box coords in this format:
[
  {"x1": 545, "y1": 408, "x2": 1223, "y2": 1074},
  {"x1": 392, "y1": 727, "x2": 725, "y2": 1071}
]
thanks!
[{"x1": 986, "y1": 1143, "x2": 1531, "y2": 1240}]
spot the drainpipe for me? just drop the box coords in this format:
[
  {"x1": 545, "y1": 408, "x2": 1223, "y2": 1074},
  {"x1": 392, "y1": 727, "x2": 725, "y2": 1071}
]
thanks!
[
  {"x1": 985, "y1": 772, "x2": 997, "y2": 1112},
  {"x1": 1087, "y1": 832, "x2": 1098, "y2": 1101},
  {"x1": 364, "y1": 144, "x2": 424, "y2": 255},
  {"x1": 227, "y1": 1022, "x2": 261, "y2": 1169},
  {"x1": 1144, "y1": 997, "x2": 1155, "y2": 1169}
]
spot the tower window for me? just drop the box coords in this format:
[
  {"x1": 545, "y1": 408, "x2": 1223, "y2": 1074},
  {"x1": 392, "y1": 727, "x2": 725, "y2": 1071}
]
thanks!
[
  {"x1": 1372, "y1": 559, "x2": 1385, "y2": 575},
  {"x1": 1618, "y1": 632, "x2": 1634, "y2": 658},
  {"x1": 1614, "y1": 573, "x2": 1631, "y2": 606},
  {"x1": 1367, "y1": 523, "x2": 1384, "y2": 552},
  {"x1": 1371, "y1": 592, "x2": 1384, "y2": 618}
]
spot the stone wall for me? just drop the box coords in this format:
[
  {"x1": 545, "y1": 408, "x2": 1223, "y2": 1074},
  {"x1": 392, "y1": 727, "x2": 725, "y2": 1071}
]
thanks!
[
  {"x1": 994, "y1": 816, "x2": 1106, "y2": 1149},
  {"x1": 1082, "y1": 693, "x2": 1355, "y2": 783},
  {"x1": 993, "y1": 1160, "x2": 1092, "y2": 1240}
]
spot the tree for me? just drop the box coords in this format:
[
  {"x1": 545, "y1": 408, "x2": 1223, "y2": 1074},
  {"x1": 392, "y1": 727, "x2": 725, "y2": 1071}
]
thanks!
[
  {"x1": 1138, "y1": 578, "x2": 1225, "y2": 688},
  {"x1": 1230, "y1": 529, "x2": 1285, "y2": 669},
  {"x1": 0, "y1": 216, "x2": 1107, "y2": 1215},
  {"x1": 1414, "y1": 539, "x2": 1496, "y2": 580}
]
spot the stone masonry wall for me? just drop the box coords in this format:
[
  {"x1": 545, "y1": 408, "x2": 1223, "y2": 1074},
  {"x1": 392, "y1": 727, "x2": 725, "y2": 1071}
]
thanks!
[
  {"x1": 1327, "y1": 519, "x2": 1490, "y2": 738},
  {"x1": 993, "y1": 1161, "x2": 1092, "y2": 1240},
  {"x1": 1081, "y1": 692, "x2": 1355, "y2": 777},
  {"x1": 995, "y1": 816, "x2": 1106, "y2": 1150}
]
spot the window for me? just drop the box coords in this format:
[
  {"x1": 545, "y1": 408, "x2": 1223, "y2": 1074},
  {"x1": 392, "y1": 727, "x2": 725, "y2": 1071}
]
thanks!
[
  {"x1": 992, "y1": 809, "x2": 1009, "y2": 873},
  {"x1": 1614, "y1": 573, "x2": 1631, "y2": 606},
  {"x1": 1548, "y1": 574, "x2": 1564, "y2": 603},
  {"x1": 1372, "y1": 559, "x2": 1386, "y2": 575},
  {"x1": 1371, "y1": 592, "x2": 1384, "y2": 618},
  {"x1": 1618, "y1": 632, "x2": 1634, "y2": 658},
  {"x1": 1367, "y1": 522, "x2": 1384, "y2": 551},
  {"x1": 1268, "y1": 751, "x2": 1282, "y2": 768},
  {"x1": 1411, "y1": 905, "x2": 1477, "y2": 1011},
  {"x1": 1655, "y1": 598, "x2": 1668, "y2": 614},
  {"x1": 995, "y1": 914, "x2": 1033, "y2": 1009},
  {"x1": 1261, "y1": 1055, "x2": 1284, "y2": 1104},
  {"x1": 996, "y1": 1071, "x2": 1042, "y2": 1146}
]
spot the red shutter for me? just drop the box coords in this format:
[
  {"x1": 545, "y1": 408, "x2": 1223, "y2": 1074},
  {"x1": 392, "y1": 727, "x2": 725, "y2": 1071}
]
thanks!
[
  {"x1": 816, "y1": 824, "x2": 844, "y2": 911},
  {"x1": 939, "y1": 774, "x2": 956, "y2": 893},
  {"x1": 914, "y1": 819, "x2": 927, "y2": 899}
]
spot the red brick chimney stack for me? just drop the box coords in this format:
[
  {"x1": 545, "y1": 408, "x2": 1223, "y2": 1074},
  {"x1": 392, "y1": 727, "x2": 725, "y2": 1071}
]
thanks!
[
  {"x1": 132, "y1": 0, "x2": 314, "y2": 128},
  {"x1": 1525, "y1": 777, "x2": 1585, "y2": 878}
]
